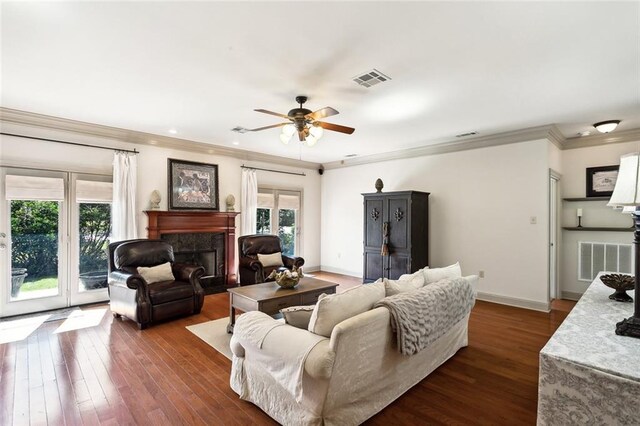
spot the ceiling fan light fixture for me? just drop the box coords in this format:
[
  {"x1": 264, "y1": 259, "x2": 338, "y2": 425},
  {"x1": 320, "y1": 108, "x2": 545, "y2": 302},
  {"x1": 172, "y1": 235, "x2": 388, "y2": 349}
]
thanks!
[
  {"x1": 309, "y1": 124, "x2": 324, "y2": 139},
  {"x1": 279, "y1": 133, "x2": 292, "y2": 145},
  {"x1": 282, "y1": 124, "x2": 296, "y2": 137},
  {"x1": 306, "y1": 134, "x2": 318, "y2": 147},
  {"x1": 593, "y1": 120, "x2": 621, "y2": 133}
]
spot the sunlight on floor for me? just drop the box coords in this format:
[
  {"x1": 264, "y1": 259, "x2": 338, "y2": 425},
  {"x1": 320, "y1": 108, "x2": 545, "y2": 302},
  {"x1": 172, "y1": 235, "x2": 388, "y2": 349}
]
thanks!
[
  {"x1": 0, "y1": 314, "x2": 50, "y2": 344},
  {"x1": 54, "y1": 308, "x2": 107, "y2": 334}
]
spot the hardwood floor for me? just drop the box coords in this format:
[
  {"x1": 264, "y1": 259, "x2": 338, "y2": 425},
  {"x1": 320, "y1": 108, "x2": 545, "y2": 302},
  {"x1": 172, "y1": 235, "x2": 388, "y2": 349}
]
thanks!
[{"x1": 0, "y1": 273, "x2": 574, "y2": 425}]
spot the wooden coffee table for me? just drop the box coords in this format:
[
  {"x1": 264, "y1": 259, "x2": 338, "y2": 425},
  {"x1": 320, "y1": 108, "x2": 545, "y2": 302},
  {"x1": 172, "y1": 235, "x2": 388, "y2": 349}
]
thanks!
[{"x1": 227, "y1": 277, "x2": 338, "y2": 333}]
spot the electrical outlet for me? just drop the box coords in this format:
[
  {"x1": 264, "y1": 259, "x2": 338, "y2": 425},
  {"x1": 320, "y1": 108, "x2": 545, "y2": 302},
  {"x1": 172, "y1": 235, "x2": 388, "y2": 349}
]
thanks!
[
  {"x1": 530, "y1": 216, "x2": 537, "y2": 224},
  {"x1": 479, "y1": 270, "x2": 485, "y2": 278}
]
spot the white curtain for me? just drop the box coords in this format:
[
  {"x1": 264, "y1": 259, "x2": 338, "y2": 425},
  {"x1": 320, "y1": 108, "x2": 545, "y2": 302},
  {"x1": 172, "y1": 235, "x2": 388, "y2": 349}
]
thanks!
[
  {"x1": 241, "y1": 168, "x2": 258, "y2": 235},
  {"x1": 112, "y1": 152, "x2": 138, "y2": 241}
]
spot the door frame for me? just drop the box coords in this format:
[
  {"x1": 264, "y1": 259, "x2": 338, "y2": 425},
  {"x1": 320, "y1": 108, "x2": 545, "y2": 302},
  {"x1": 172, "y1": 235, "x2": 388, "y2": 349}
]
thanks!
[{"x1": 549, "y1": 169, "x2": 562, "y2": 303}]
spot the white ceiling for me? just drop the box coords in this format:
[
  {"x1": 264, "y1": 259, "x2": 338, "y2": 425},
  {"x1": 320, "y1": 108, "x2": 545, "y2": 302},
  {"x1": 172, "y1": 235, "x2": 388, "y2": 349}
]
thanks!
[{"x1": 2, "y1": 1, "x2": 639, "y2": 164}]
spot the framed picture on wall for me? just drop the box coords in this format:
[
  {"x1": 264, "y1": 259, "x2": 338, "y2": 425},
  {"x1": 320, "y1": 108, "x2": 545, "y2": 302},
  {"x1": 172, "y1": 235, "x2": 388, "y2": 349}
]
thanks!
[
  {"x1": 168, "y1": 159, "x2": 219, "y2": 210},
  {"x1": 586, "y1": 165, "x2": 619, "y2": 198}
]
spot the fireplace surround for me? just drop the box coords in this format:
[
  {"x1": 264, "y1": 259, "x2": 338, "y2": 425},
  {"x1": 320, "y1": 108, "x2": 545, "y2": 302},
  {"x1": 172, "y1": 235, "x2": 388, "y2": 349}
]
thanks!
[{"x1": 145, "y1": 210, "x2": 239, "y2": 293}]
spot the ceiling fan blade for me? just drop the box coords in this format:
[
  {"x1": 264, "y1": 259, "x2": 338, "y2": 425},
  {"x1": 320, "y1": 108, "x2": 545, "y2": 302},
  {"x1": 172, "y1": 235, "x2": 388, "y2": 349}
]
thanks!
[
  {"x1": 316, "y1": 121, "x2": 356, "y2": 135},
  {"x1": 247, "y1": 123, "x2": 289, "y2": 132},
  {"x1": 305, "y1": 107, "x2": 339, "y2": 121},
  {"x1": 298, "y1": 130, "x2": 306, "y2": 141},
  {"x1": 254, "y1": 109, "x2": 292, "y2": 120}
]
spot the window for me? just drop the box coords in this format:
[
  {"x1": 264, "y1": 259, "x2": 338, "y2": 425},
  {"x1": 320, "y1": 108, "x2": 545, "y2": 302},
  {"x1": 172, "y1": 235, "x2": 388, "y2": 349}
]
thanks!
[{"x1": 256, "y1": 189, "x2": 302, "y2": 256}]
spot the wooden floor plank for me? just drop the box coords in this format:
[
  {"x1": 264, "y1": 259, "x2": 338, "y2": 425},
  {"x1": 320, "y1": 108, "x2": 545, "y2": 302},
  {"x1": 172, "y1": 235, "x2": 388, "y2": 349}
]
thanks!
[{"x1": 0, "y1": 272, "x2": 574, "y2": 425}]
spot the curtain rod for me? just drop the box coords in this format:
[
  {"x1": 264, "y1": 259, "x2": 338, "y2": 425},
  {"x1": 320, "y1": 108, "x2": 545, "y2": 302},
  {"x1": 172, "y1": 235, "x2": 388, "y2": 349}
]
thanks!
[
  {"x1": 241, "y1": 164, "x2": 306, "y2": 177},
  {"x1": 0, "y1": 132, "x2": 140, "y2": 154}
]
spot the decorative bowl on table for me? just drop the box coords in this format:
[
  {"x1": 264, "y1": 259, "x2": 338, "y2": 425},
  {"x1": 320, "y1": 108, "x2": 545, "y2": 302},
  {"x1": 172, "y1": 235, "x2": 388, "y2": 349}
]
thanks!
[
  {"x1": 600, "y1": 274, "x2": 634, "y2": 302},
  {"x1": 268, "y1": 266, "x2": 304, "y2": 289}
]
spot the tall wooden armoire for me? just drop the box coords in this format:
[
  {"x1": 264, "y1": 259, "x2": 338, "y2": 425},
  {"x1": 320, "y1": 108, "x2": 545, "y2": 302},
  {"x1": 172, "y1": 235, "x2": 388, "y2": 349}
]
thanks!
[{"x1": 362, "y1": 190, "x2": 429, "y2": 283}]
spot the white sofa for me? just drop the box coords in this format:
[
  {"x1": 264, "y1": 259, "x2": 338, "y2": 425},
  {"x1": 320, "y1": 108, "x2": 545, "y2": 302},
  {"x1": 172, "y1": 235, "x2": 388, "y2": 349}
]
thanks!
[{"x1": 230, "y1": 274, "x2": 475, "y2": 426}]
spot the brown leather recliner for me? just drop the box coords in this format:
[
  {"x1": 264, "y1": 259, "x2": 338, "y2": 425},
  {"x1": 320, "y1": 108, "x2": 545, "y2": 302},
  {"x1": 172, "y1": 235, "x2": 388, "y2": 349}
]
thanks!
[
  {"x1": 108, "y1": 239, "x2": 205, "y2": 329},
  {"x1": 238, "y1": 234, "x2": 305, "y2": 285}
]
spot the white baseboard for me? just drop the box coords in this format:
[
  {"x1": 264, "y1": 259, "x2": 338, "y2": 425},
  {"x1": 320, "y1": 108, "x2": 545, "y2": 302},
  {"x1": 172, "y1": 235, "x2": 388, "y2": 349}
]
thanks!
[
  {"x1": 318, "y1": 265, "x2": 362, "y2": 278},
  {"x1": 476, "y1": 291, "x2": 550, "y2": 312},
  {"x1": 560, "y1": 291, "x2": 583, "y2": 301},
  {"x1": 302, "y1": 265, "x2": 321, "y2": 273}
]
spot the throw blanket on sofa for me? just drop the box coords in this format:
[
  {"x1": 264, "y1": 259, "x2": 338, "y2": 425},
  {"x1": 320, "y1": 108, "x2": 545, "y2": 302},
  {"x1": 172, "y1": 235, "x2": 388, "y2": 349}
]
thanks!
[{"x1": 374, "y1": 277, "x2": 475, "y2": 355}]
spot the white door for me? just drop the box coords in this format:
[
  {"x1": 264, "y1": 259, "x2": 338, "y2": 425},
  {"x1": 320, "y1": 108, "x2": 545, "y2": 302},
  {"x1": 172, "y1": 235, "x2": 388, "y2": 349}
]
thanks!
[
  {"x1": 0, "y1": 168, "x2": 111, "y2": 317},
  {"x1": 549, "y1": 174, "x2": 560, "y2": 301},
  {"x1": 0, "y1": 168, "x2": 69, "y2": 316}
]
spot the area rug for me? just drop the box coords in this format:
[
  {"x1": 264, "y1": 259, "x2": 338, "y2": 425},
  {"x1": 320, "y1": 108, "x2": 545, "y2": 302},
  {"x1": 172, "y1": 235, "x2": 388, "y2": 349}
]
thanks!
[{"x1": 186, "y1": 317, "x2": 232, "y2": 360}]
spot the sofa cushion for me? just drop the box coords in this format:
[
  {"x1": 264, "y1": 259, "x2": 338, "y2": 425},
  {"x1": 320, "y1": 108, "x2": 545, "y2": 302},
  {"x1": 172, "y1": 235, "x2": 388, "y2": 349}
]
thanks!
[
  {"x1": 137, "y1": 262, "x2": 175, "y2": 284},
  {"x1": 147, "y1": 280, "x2": 194, "y2": 305},
  {"x1": 423, "y1": 262, "x2": 462, "y2": 284},
  {"x1": 308, "y1": 281, "x2": 385, "y2": 337},
  {"x1": 258, "y1": 252, "x2": 284, "y2": 267},
  {"x1": 281, "y1": 305, "x2": 315, "y2": 329},
  {"x1": 398, "y1": 267, "x2": 428, "y2": 281},
  {"x1": 384, "y1": 275, "x2": 425, "y2": 296}
]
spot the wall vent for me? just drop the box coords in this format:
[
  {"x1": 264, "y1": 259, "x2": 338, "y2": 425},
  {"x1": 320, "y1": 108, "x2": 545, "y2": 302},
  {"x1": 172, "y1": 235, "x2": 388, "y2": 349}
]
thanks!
[
  {"x1": 578, "y1": 241, "x2": 634, "y2": 282},
  {"x1": 231, "y1": 126, "x2": 249, "y2": 134},
  {"x1": 456, "y1": 131, "x2": 478, "y2": 138},
  {"x1": 353, "y1": 69, "x2": 391, "y2": 88}
]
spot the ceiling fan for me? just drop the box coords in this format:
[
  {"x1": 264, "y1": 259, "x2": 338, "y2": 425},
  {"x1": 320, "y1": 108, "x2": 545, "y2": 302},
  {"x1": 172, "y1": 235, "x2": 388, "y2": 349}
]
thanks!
[{"x1": 246, "y1": 96, "x2": 355, "y2": 146}]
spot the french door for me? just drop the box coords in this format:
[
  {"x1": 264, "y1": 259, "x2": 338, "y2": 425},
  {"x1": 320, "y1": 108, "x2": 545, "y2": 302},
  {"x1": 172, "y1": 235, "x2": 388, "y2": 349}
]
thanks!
[
  {"x1": 256, "y1": 188, "x2": 302, "y2": 257},
  {"x1": 0, "y1": 167, "x2": 112, "y2": 317}
]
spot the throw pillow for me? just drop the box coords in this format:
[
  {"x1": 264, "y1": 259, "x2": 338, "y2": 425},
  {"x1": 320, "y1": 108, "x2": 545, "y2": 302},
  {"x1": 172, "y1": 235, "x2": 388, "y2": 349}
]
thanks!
[
  {"x1": 308, "y1": 281, "x2": 385, "y2": 337},
  {"x1": 384, "y1": 275, "x2": 425, "y2": 296},
  {"x1": 423, "y1": 262, "x2": 462, "y2": 284},
  {"x1": 463, "y1": 275, "x2": 479, "y2": 288},
  {"x1": 398, "y1": 267, "x2": 428, "y2": 281},
  {"x1": 257, "y1": 252, "x2": 284, "y2": 267},
  {"x1": 137, "y1": 262, "x2": 175, "y2": 284},
  {"x1": 280, "y1": 305, "x2": 315, "y2": 329}
]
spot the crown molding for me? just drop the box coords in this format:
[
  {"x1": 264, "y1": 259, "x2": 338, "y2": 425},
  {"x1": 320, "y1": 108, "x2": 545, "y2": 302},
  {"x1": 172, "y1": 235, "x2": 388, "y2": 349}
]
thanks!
[
  {"x1": 0, "y1": 107, "x2": 322, "y2": 170},
  {"x1": 323, "y1": 124, "x2": 560, "y2": 170},
  {"x1": 562, "y1": 128, "x2": 640, "y2": 150}
]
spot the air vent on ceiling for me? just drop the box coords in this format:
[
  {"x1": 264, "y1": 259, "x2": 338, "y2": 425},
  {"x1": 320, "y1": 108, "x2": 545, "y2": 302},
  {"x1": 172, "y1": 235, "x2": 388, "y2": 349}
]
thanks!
[
  {"x1": 231, "y1": 126, "x2": 249, "y2": 134},
  {"x1": 353, "y1": 69, "x2": 391, "y2": 88},
  {"x1": 456, "y1": 131, "x2": 478, "y2": 138}
]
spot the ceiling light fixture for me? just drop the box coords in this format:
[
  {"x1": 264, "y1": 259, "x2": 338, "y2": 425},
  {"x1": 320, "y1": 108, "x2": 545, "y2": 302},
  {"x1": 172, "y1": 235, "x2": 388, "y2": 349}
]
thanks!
[
  {"x1": 232, "y1": 141, "x2": 240, "y2": 146},
  {"x1": 168, "y1": 128, "x2": 178, "y2": 135},
  {"x1": 593, "y1": 120, "x2": 621, "y2": 134}
]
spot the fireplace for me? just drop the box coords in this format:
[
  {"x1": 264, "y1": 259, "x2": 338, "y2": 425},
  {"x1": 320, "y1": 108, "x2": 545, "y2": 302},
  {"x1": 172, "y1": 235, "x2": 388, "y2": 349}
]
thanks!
[{"x1": 145, "y1": 210, "x2": 239, "y2": 294}]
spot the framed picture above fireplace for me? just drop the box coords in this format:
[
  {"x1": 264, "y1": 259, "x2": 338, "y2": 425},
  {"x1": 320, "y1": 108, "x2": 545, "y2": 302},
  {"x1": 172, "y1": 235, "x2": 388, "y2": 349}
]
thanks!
[{"x1": 168, "y1": 159, "x2": 219, "y2": 210}]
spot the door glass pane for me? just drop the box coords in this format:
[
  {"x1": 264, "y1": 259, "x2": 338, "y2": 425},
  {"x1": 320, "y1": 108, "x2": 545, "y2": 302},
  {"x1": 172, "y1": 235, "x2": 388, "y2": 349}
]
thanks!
[
  {"x1": 278, "y1": 208, "x2": 296, "y2": 256},
  {"x1": 78, "y1": 203, "x2": 111, "y2": 292},
  {"x1": 256, "y1": 208, "x2": 271, "y2": 234},
  {"x1": 10, "y1": 200, "x2": 60, "y2": 300}
]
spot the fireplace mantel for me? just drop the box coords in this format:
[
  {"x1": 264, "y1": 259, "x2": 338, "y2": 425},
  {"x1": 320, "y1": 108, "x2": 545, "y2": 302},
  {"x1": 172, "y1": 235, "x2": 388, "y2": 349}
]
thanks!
[{"x1": 145, "y1": 210, "x2": 240, "y2": 289}]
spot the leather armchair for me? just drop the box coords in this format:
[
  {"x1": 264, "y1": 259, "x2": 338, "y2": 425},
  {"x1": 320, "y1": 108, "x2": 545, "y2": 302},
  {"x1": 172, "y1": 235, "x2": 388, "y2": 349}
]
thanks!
[
  {"x1": 108, "y1": 239, "x2": 205, "y2": 329},
  {"x1": 238, "y1": 234, "x2": 304, "y2": 285}
]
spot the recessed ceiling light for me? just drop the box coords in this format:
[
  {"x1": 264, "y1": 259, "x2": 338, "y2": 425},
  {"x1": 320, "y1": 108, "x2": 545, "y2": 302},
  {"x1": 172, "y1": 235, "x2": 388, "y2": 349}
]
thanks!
[
  {"x1": 148, "y1": 140, "x2": 158, "y2": 145},
  {"x1": 579, "y1": 131, "x2": 591, "y2": 137},
  {"x1": 168, "y1": 128, "x2": 178, "y2": 135},
  {"x1": 593, "y1": 120, "x2": 621, "y2": 134},
  {"x1": 232, "y1": 141, "x2": 240, "y2": 146}
]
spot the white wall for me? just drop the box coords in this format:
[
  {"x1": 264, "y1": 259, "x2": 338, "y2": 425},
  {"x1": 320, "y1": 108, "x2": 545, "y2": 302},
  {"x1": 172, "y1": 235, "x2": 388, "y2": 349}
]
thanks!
[
  {"x1": 0, "y1": 133, "x2": 322, "y2": 268},
  {"x1": 321, "y1": 139, "x2": 551, "y2": 308},
  {"x1": 559, "y1": 140, "x2": 640, "y2": 297}
]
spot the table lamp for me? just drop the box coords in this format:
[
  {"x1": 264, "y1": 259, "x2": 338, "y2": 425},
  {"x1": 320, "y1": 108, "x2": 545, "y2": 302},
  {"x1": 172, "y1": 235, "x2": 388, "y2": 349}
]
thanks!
[{"x1": 607, "y1": 152, "x2": 640, "y2": 338}]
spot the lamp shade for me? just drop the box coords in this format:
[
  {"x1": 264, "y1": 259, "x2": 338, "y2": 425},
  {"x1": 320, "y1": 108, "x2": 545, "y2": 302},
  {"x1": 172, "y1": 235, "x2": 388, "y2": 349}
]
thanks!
[{"x1": 608, "y1": 153, "x2": 640, "y2": 207}]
